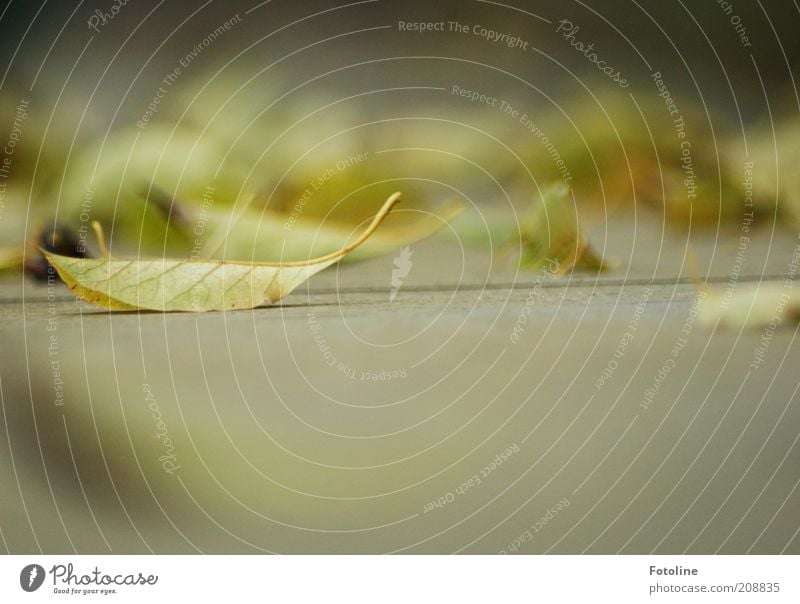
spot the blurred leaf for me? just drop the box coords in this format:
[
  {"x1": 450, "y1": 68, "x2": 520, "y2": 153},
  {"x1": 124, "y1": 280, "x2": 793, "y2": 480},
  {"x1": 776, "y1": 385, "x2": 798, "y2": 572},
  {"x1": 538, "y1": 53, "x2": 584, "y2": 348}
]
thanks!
[
  {"x1": 199, "y1": 197, "x2": 464, "y2": 262},
  {"x1": 56, "y1": 125, "x2": 253, "y2": 252},
  {"x1": 515, "y1": 93, "x2": 740, "y2": 229},
  {"x1": 698, "y1": 283, "x2": 800, "y2": 329},
  {"x1": 745, "y1": 117, "x2": 800, "y2": 227},
  {"x1": 513, "y1": 183, "x2": 607, "y2": 275}
]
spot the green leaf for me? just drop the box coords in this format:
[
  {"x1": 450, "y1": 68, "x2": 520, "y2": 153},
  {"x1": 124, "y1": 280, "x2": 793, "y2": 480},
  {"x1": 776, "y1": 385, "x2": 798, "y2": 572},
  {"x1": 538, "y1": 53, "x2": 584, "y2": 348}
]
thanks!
[{"x1": 515, "y1": 183, "x2": 607, "y2": 275}]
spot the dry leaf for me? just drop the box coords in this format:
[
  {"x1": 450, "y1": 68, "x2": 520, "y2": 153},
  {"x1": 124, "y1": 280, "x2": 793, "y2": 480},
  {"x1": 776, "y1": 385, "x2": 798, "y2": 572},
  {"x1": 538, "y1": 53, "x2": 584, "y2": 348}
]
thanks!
[
  {"x1": 698, "y1": 283, "x2": 800, "y2": 329},
  {"x1": 45, "y1": 193, "x2": 402, "y2": 312}
]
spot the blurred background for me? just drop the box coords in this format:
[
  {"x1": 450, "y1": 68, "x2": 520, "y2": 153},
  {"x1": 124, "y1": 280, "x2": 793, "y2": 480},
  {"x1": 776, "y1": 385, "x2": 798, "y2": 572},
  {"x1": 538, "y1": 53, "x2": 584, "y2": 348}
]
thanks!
[{"x1": 1, "y1": 0, "x2": 799, "y2": 247}]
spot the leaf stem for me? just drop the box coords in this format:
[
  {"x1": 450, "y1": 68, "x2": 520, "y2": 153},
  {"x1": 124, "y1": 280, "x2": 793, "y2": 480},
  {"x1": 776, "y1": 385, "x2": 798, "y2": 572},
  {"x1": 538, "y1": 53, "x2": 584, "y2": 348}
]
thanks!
[{"x1": 91, "y1": 221, "x2": 110, "y2": 258}]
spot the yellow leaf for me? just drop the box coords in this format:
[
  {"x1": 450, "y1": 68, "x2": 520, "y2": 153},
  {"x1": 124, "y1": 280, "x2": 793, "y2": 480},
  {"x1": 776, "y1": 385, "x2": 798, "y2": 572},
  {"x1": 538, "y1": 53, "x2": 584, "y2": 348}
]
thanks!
[
  {"x1": 698, "y1": 283, "x2": 799, "y2": 329},
  {"x1": 45, "y1": 193, "x2": 402, "y2": 312}
]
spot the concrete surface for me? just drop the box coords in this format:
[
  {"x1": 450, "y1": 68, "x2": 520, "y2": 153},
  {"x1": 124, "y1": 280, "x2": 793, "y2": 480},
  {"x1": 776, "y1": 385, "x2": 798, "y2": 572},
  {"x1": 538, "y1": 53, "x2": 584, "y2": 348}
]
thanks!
[{"x1": 1, "y1": 215, "x2": 799, "y2": 553}]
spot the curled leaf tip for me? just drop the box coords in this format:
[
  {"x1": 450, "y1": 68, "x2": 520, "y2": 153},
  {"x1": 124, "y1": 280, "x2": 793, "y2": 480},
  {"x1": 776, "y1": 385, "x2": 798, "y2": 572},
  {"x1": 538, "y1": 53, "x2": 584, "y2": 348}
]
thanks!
[{"x1": 269, "y1": 191, "x2": 402, "y2": 267}]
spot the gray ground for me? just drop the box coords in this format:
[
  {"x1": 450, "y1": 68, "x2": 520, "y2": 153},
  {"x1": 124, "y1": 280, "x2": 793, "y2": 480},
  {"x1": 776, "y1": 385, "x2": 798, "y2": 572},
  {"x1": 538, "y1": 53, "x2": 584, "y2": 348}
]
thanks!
[{"x1": 1, "y1": 214, "x2": 799, "y2": 553}]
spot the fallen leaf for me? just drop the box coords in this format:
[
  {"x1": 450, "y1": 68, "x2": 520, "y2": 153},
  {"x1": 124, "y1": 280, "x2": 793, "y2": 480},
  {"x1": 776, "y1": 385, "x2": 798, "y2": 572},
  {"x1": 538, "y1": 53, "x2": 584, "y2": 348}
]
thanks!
[
  {"x1": 698, "y1": 283, "x2": 800, "y2": 329},
  {"x1": 198, "y1": 198, "x2": 464, "y2": 263},
  {"x1": 513, "y1": 183, "x2": 607, "y2": 275},
  {"x1": 55, "y1": 125, "x2": 254, "y2": 251},
  {"x1": 511, "y1": 92, "x2": 731, "y2": 228},
  {"x1": 45, "y1": 193, "x2": 402, "y2": 312},
  {"x1": 745, "y1": 117, "x2": 800, "y2": 227}
]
